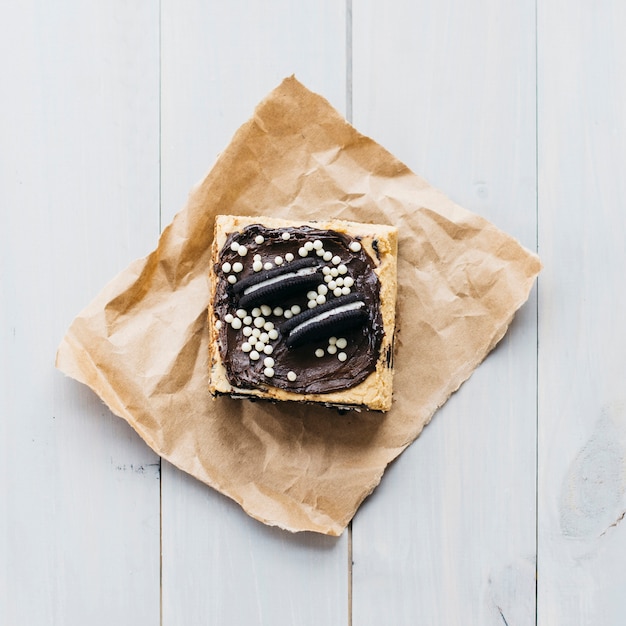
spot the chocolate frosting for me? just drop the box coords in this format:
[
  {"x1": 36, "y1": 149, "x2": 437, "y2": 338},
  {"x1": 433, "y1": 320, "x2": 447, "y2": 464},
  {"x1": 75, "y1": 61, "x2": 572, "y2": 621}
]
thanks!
[{"x1": 213, "y1": 224, "x2": 383, "y2": 394}]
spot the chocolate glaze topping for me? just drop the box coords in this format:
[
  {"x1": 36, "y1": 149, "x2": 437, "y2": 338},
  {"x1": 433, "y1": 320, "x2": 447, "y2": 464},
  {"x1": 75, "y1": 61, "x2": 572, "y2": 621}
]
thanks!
[{"x1": 213, "y1": 224, "x2": 384, "y2": 394}]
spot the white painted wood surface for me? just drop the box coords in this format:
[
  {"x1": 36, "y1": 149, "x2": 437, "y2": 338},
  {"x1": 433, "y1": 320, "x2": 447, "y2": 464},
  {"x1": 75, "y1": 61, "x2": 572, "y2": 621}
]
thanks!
[
  {"x1": 351, "y1": 2, "x2": 538, "y2": 624},
  {"x1": 0, "y1": 1, "x2": 161, "y2": 624},
  {"x1": 537, "y1": 1, "x2": 626, "y2": 624},
  {"x1": 159, "y1": 2, "x2": 349, "y2": 624},
  {"x1": 2, "y1": 1, "x2": 625, "y2": 624}
]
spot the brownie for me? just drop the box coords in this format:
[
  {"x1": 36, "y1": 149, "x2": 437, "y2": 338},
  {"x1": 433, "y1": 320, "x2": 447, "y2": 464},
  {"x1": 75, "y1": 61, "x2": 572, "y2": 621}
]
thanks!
[{"x1": 208, "y1": 215, "x2": 398, "y2": 411}]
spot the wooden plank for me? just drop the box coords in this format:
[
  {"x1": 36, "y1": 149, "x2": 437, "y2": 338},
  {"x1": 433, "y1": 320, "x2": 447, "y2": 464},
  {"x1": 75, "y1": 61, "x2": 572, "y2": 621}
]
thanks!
[
  {"x1": 351, "y1": 1, "x2": 538, "y2": 623},
  {"x1": 159, "y1": 2, "x2": 349, "y2": 624},
  {"x1": 0, "y1": 1, "x2": 161, "y2": 623},
  {"x1": 537, "y1": 1, "x2": 626, "y2": 623},
  {"x1": 160, "y1": 0, "x2": 348, "y2": 224}
]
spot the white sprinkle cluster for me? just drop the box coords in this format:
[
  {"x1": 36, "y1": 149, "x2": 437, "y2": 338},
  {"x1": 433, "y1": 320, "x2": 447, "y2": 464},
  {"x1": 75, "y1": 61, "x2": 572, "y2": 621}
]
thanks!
[
  {"x1": 306, "y1": 283, "x2": 330, "y2": 309},
  {"x1": 223, "y1": 304, "x2": 281, "y2": 374},
  {"x1": 313, "y1": 336, "x2": 350, "y2": 362}
]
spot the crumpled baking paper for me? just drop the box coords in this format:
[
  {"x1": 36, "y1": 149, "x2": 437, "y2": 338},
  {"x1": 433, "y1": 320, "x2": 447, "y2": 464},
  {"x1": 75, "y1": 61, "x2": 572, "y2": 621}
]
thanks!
[{"x1": 56, "y1": 76, "x2": 541, "y2": 535}]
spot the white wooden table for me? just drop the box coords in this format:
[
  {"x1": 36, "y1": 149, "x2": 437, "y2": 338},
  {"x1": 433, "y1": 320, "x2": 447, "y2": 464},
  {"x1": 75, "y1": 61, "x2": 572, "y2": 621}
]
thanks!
[{"x1": 2, "y1": 1, "x2": 626, "y2": 624}]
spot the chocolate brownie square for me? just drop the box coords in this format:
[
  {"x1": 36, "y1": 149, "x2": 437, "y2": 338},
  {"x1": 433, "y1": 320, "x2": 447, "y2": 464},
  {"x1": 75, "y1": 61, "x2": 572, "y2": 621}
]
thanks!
[{"x1": 208, "y1": 215, "x2": 397, "y2": 411}]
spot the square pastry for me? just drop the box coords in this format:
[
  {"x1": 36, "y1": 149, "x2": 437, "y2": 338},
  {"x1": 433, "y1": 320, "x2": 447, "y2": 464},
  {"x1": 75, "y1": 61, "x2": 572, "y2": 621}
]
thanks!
[{"x1": 208, "y1": 215, "x2": 398, "y2": 411}]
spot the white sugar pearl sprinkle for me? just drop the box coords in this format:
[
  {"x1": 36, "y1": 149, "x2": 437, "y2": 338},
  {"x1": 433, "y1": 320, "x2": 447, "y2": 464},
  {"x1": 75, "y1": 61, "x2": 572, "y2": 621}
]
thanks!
[
  {"x1": 344, "y1": 276, "x2": 354, "y2": 288},
  {"x1": 323, "y1": 251, "x2": 333, "y2": 261},
  {"x1": 254, "y1": 317, "x2": 265, "y2": 328},
  {"x1": 287, "y1": 371, "x2": 297, "y2": 382},
  {"x1": 304, "y1": 241, "x2": 314, "y2": 251},
  {"x1": 243, "y1": 316, "x2": 252, "y2": 326},
  {"x1": 341, "y1": 286, "x2": 351, "y2": 295},
  {"x1": 338, "y1": 264, "x2": 347, "y2": 275},
  {"x1": 315, "y1": 294, "x2": 326, "y2": 305},
  {"x1": 316, "y1": 248, "x2": 325, "y2": 257},
  {"x1": 249, "y1": 350, "x2": 260, "y2": 360},
  {"x1": 313, "y1": 239, "x2": 323, "y2": 250},
  {"x1": 263, "y1": 357, "x2": 275, "y2": 367},
  {"x1": 252, "y1": 328, "x2": 261, "y2": 338},
  {"x1": 283, "y1": 310, "x2": 293, "y2": 319},
  {"x1": 333, "y1": 287, "x2": 343, "y2": 297},
  {"x1": 242, "y1": 326, "x2": 252, "y2": 337},
  {"x1": 263, "y1": 345, "x2": 274, "y2": 355},
  {"x1": 281, "y1": 232, "x2": 291, "y2": 240},
  {"x1": 329, "y1": 337, "x2": 337, "y2": 345},
  {"x1": 285, "y1": 252, "x2": 294, "y2": 262},
  {"x1": 315, "y1": 348, "x2": 325, "y2": 358},
  {"x1": 349, "y1": 241, "x2": 362, "y2": 252},
  {"x1": 322, "y1": 266, "x2": 331, "y2": 275},
  {"x1": 263, "y1": 321, "x2": 274, "y2": 331},
  {"x1": 307, "y1": 300, "x2": 317, "y2": 309},
  {"x1": 336, "y1": 338, "x2": 347, "y2": 349},
  {"x1": 274, "y1": 256, "x2": 283, "y2": 265},
  {"x1": 254, "y1": 254, "x2": 262, "y2": 262},
  {"x1": 255, "y1": 341, "x2": 266, "y2": 351},
  {"x1": 324, "y1": 275, "x2": 332, "y2": 284},
  {"x1": 264, "y1": 367, "x2": 275, "y2": 378},
  {"x1": 255, "y1": 235, "x2": 264, "y2": 244},
  {"x1": 253, "y1": 261, "x2": 263, "y2": 272},
  {"x1": 232, "y1": 262, "x2": 243, "y2": 273},
  {"x1": 263, "y1": 262, "x2": 273, "y2": 270},
  {"x1": 230, "y1": 241, "x2": 240, "y2": 252},
  {"x1": 298, "y1": 247, "x2": 308, "y2": 257},
  {"x1": 252, "y1": 307, "x2": 261, "y2": 317},
  {"x1": 241, "y1": 342, "x2": 252, "y2": 352},
  {"x1": 259, "y1": 332, "x2": 269, "y2": 343},
  {"x1": 268, "y1": 329, "x2": 279, "y2": 340},
  {"x1": 307, "y1": 291, "x2": 317, "y2": 300},
  {"x1": 330, "y1": 267, "x2": 339, "y2": 277},
  {"x1": 291, "y1": 305, "x2": 301, "y2": 315},
  {"x1": 236, "y1": 308, "x2": 247, "y2": 318},
  {"x1": 328, "y1": 280, "x2": 337, "y2": 290},
  {"x1": 317, "y1": 284, "x2": 328, "y2": 295},
  {"x1": 261, "y1": 305, "x2": 272, "y2": 316},
  {"x1": 331, "y1": 255, "x2": 341, "y2": 265},
  {"x1": 224, "y1": 313, "x2": 234, "y2": 324},
  {"x1": 227, "y1": 275, "x2": 237, "y2": 284},
  {"x1": 231, "y1": 318, "x2": 242, "y2": 330},
  {"x1": 327, "y1": 344, "x2": 338, "y2": 355},
  {"x1": 338, "y1": 352, "x2": 347, "y2": 362},
  {"x1": 222, "y1": 262, "x2": 231, "y2": 273},
  {"x1": 336, "y1": 277, "x2": 344, "y2": 287},
  {"x1": 273, "y1": 307, "x2": 283, "y2": 316},
  {"x1": 237, "y1": 246, "x2": 248, "y2": 256}
]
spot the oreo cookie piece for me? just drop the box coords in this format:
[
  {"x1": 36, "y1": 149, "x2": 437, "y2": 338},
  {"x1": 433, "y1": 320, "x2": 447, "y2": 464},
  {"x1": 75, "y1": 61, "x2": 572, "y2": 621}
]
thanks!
[
  {"x1": 208, "y1": 215, "x2": 398, "y2": 412},
  {"x1": 233, "y1": 258, "x2": 323, "y2": 309},
  {"x1": 282, "y1": 294, "x2": 368, "y2": 348}
]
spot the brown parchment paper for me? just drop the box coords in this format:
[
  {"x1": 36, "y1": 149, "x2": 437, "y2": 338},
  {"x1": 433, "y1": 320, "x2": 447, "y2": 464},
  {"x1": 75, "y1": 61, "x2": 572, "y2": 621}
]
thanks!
[{"x1": 56, "y1": 76, "x2": 541, "y2": 536}]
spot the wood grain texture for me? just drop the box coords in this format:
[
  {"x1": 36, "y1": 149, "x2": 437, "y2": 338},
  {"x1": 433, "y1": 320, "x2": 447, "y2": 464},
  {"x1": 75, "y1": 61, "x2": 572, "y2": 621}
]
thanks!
[
  {"x1": 351, "y1": 1, "x2": 538, "y2": 623},
  {"x1": 0, "y1": 1, "x2": 161, "y2": 624},
  {"x1": 537, "y1": 1, "x2": 626, "y2": 623},
  {"x1": 159, "y1": 2, "x2": 349, "y2": 624}
]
